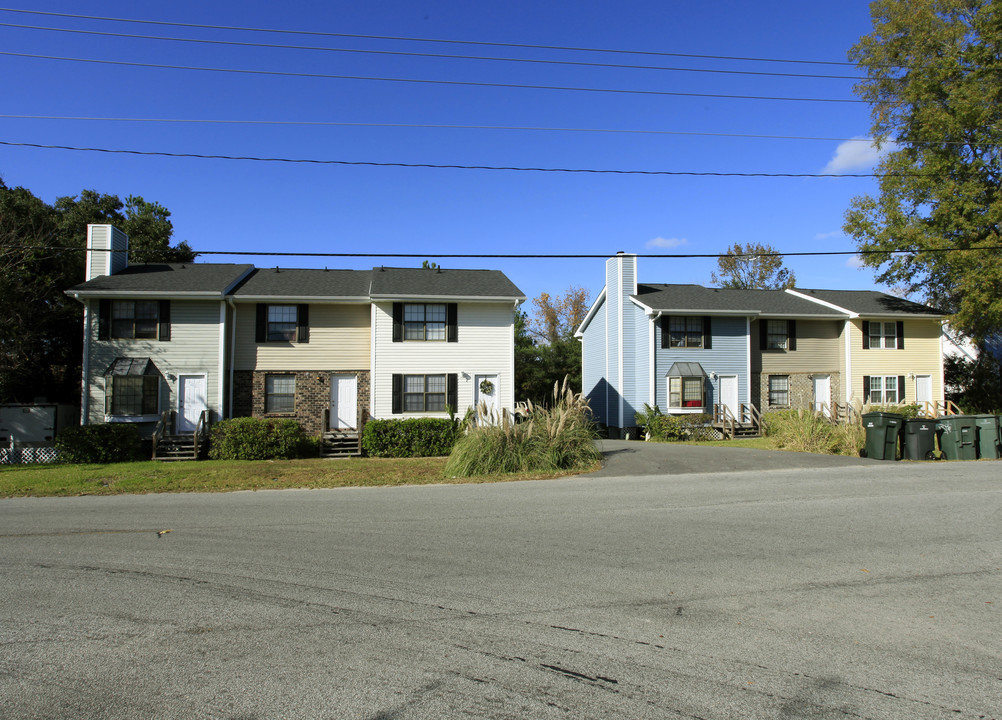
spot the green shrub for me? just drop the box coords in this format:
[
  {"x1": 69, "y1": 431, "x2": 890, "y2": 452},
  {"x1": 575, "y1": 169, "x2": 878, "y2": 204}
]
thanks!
[
  {"x1": 55, "y1": 423, "x2": 145, "y2": 464},
  {"x1": 863, "y1": 403, "x2": 923, "y2": 419},
  {"x1": 445, "y1": 378, "x2": 601, "y2": 476},
  {"x1": 637, "y1": 405, "x2": 715, "y2": 442},
  {"x1": 762, "y1": 410, "x2": 864, "y2": 456},
  {"x1": 361, "y1": 418, "x2": 459, "y2": 458},
  {"x1": 208, "y1": 417, "x2": 315, "y2": 460}
]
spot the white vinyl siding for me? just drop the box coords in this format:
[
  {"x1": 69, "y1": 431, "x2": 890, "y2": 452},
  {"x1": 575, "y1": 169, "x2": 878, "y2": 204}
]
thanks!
[
  {"x1": 85, "y1": 299, "x2": 222, "y2": 425},
  {"x1": 233, "y1": 303, "x2": 370, "y2": 370},
  {"x1": 372, "y1": 301, "x2": 514, "y2": 418}
]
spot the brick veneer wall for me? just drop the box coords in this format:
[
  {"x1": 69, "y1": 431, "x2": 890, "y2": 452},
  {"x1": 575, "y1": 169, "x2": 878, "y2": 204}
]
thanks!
[
  {"x1": 753, "y1": 372, "x2": 841, "y2": 412},
  {"x1": 232, "y1": 370, "x2": 370, "y2": 435}
]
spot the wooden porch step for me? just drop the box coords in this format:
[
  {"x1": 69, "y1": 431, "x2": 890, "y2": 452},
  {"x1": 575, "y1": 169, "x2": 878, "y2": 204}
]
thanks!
[
  {"x1": 154, "y1": 434, "x2": 204, "y2": 461},
  {"x1": 320, "y1": 431, "x2": 361, "y2": 458}
]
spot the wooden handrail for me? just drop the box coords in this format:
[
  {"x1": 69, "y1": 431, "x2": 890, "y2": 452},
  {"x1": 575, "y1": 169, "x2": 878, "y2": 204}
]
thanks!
[
  {"x1": 151, "y1": 410, "x2": 170, "y2": 459},
  {"x1": 192, "y1": 410, "x2": 207, "y2": 459},
  {"x1": 713, "y1": 403, "x2": 736, "y2": 439}
]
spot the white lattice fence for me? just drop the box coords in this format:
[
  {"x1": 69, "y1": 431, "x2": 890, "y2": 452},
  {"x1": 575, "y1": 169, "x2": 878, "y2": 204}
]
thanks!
[{"x1": 0, "y1": 446, "x2": 61, "y2": 465}]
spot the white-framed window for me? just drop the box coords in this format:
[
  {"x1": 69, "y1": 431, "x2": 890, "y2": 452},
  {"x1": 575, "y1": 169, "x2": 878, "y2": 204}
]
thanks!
[
  {"x1": 112, "y1": 300, "x2": 159, "y2": 339},
  {"x1": 768, "y1": 375, "x2": 790, "y2": 407},
  {"x1": 265, "y1": 374, "x2": 296, "y2": 413},
  {"x1": 404, "y1": 374, "x2": 447, "y2": 411},
  {"x1": 767, "y1": 320, "x2": 788, "y2": 349},
  {"x1": 868, "y1": 321, "x2": 899, "y2": 349},
  {"x1": 106, "y1": 376, "x2": 159, "y2": 416},
  {"x1": 668, "y1": 316, "x2": 705, "y2": 349},
  {"x1": 404, "y1": 304, "x2": 447, "y2": 341},
  {"x1": 668, "y1": 376, "x2": 705, "y2": 409},
  {"x1": 868, "y1": 375, "x2": 899, "y2": 404},
  {"x1": 267, "y1": 305, "x2": 298, "y2": 342}
]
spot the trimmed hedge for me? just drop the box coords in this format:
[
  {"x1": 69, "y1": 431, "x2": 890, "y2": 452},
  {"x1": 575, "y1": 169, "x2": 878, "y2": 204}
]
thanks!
[
  {"x1": 361, "y1": 418, "x2": 459, "y2": 458},
  {"x1": 208, "y1": 417, "x2": 316, "y2": 460},
  {"x1": 55, "y1": 423, "x2": 145, "y2": 464}
]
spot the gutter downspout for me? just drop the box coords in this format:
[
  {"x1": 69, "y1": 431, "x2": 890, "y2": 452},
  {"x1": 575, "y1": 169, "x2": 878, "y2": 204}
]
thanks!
[
  {"x1": 844, "y1": 319, "x2": 853, "y2": 405},
  {"x1": 226, "y1": 298, "x2": 237, "y2": 419},
  {"x1": 76, "y1": 294, "x2": 89, "y2": 425}
]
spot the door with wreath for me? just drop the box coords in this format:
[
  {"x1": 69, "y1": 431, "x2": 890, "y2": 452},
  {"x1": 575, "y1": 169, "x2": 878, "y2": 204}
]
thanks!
[{"x1": 474, "y1": 374, "x2": 500, "y2": 421}]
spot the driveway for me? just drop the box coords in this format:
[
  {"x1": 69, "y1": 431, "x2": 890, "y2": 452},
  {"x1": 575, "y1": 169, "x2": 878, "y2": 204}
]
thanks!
[{"x1": 590, "y1": 438, "x2": 879, "y2": 477}]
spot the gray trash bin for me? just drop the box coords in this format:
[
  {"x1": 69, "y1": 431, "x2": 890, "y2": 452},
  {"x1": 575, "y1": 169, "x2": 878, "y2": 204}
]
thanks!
[
  {"x1": 903, "y1": 418, "x2": 937, "y2": 460},
  {"x1": 937, "y1": 415, "x2": 978, "y2": 461},
  {"x1": 862, "y1": 412, "x2": 903, "y2": 460},
  {"x1": 973, "y1": 415, "x2": 1000, "y2": 459}
]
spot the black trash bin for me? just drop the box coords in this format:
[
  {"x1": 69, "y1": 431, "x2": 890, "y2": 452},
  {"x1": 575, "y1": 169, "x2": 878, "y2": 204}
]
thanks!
[
  {"x1": 903, "y1": 417, "x2": 938, "y2": 460},
  {"x1": 974, "y1": 415, "x2": 1000, "y2": 459},
  {"x1": 862, "y1": 412, "x2": 903, "y2": 460},
  {"x1": 936, "y1": 415, "x2": 978, "y2": 461}
]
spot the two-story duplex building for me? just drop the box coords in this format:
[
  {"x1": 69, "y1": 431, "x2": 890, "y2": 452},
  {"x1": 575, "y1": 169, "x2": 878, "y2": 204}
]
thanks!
[
  {"x1": 577, "y1": 253, "x2": 947, "y2": 435},
  {"x1": 67, "y1": 225, "x2": 524, "y2": 444}
]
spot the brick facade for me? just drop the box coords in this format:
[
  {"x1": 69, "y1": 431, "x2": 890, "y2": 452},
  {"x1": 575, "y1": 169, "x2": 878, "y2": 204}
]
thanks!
[
  {"x1": 232, "y1": 370, "x2": 370, "y2": 435},
  {"x1": 753, "y1": 372, "x2": 841, "y2": 413}
]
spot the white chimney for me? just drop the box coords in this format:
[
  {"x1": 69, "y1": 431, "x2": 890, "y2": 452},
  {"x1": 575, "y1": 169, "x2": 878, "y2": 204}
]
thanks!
[{"x1": 85, "y1": 224, "x2": 129, "y2": 281}]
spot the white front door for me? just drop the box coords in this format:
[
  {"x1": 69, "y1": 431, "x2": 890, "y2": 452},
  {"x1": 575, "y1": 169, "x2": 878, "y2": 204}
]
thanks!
[
  {"x1": 915, "y1": 375, "x2": 932, "y2": 405},
  {"x1": 719, "y1": 375, "x2": 739, "y2": 419},
  {"x1": 813, "y1": 375, "x2": 832, "y2": 416},
  {"x1": 330, "y1": 374, "x2": 358, "y2": 429},
  {"x1": 177, "y1": 375, "x2": 207, "y2": 433},
  {"x1": 475, "y1": 374, "x2": 500, "y2": 421}
]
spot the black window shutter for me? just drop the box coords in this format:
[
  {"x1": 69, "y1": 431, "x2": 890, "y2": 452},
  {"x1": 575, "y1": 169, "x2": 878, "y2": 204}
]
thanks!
[
  {"x1": 896, "y1": 321, "x2": 904, "y2": 350},
  {"x1": 158, "y1": 300, "x2": 171, "y2": 341},
  {"x1": 392, "y1": 374, "x2": 402, "y2": 414},
  {"x1": 863, "y1": 376, "x2": 871, "y2": 403},
  {"x1": 788, "y1": 319, "x2": 797, "y2": 351},
  {"x1": 898, "y1": 375, "x2": 906, "y2": 401},
  {"x1": 98, "y1": 299, "x2": 111, "y2": 340},
  {"x1": 392, "y1": 303, "x2": 403, "y2": 342},
  {"x1": 297, "y1": 304, "x2": 309, "y2": 343},
  {"x1": 105, "y1": 377, "x2": 113, "y2": 415},
  {"x1": 447, "y1": 373, "x2": 458, "y2": 409},
  {"x1": 660, "y1": 316, "x2": 669, "y2": 349},
  {"x1": 255, "y1": 304, "x2": 267, "y2": 343},
  {"x1": 759, "y1": 320, "x2": 768, "y2": 350},
  {"x1": 703, "y1": 317, "x2": 712, "y2": 350},
  {"x1": 447, "y1": 303, "x2": 458, "y2": 343},
  {"x1": 862, "y1": 320, "x2": 870, "y2": 349}
]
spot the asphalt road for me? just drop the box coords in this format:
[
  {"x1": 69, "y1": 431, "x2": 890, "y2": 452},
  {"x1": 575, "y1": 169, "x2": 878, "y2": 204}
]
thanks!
[{"x1": 1, "y1": 453, "x2": 1000, "y2": 719}]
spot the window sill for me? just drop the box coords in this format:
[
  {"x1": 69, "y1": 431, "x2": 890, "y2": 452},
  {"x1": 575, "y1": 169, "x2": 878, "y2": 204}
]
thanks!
[
  {"x1": 666, "y1": 407, "x2": 706, "y2": 414},
  {"x1": 105, "y1": 415, "x2": 159, "y2": 423}
]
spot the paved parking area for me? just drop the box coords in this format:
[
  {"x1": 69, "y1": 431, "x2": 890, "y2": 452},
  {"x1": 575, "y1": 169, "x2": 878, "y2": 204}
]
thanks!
[{"x1": 589, "y1": 438, "x2": 880, "y2": 477}]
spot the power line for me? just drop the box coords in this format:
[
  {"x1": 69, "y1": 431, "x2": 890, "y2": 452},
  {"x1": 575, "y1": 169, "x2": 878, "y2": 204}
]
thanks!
[
  {"x1": 0, "y1": 140, "x2": 902, "y2": 177},
  {"x1": 0, "y1": 51, "x2": 867, "y2": 104},
  {"x1": 4, "y1": 115, "x2": 992, "y2": 148},
  {"x1": 0, "y1": 21, "x2": 864, "y2": 81},
  {"x1": 0, "y1": 6, "x2": 861, "y2": 68}
]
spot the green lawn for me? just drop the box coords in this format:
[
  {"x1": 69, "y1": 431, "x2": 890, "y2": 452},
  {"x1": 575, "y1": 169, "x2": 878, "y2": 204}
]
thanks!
[{"x1": 0, "y1": 457, "x2": 599, "y2": 498}]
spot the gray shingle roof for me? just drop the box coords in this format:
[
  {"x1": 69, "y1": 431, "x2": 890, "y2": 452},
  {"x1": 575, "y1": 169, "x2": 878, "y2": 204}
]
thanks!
[
  {"x1": 231, "y1": 268, "x2": 372, "y2": 299},
  {"x1": 633, "y1": 284, "x2": 843, "y2": 316},
  {"x1": 790, "y1": 289, "x2": 944, "y2": 316},
  {"x1": 68, "y1": 263, "x2": 254, "y2": 296},
  {"x1": 369, "y1": 267, "x2": 525, "y2": 300}
]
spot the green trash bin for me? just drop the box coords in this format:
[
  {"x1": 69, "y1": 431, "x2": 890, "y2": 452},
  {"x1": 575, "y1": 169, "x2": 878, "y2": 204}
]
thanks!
[
  {"x1": 903, "y1": 417, "x2": 937, "y2": 460},
  {"x1": 936, "y1": 415, "x2": 978, "y2": 461},
  {"x1": 974, "y1": 415, "x2": 1000, "y2": 459},
  {"x1": 862, "y1": 412, "x2": 903, "y2": 460}
]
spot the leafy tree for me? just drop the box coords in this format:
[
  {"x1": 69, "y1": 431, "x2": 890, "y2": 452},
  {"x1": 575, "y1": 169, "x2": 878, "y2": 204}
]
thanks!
[
  {"x1": 843, "y1": 0, "x2": 1002, "y2": 341},
  {"x1": 710, "y1": 242, "x2": 796, "y2": 289},
  {"x1": 0, "y1": 181, "x2": 191, "y2": 404},
  {"x1": 944, "y1": 351, "x2": 1002, "y2": 412},
  {"x1": 514, "y1": 287, "x2": 590, "y2": 403},
  {"x1": 529, "y1": 286, "x2": 590, "y2": 343}
]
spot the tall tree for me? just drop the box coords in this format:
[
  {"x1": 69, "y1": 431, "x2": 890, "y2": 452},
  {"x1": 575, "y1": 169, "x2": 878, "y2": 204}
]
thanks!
[
  {"x1": 529, "y1": 286, "x2": 590, "y2": 343},
  {"x1": 710, "y1": 242, "x2": 796, "y2": 289},
  {"x1": 0, "y1": 182, "x2": 191, "y2": 404},
  {"x1": 843, "y1": 0, "x2": 1002, "y2": 341},
  {"x1": 514, "y1": 287, "x2": 590, "y2": 403}
]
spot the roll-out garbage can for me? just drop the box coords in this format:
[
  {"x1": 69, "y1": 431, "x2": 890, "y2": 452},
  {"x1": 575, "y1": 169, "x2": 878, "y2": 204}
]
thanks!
[
  {"x1": 862, "y1": 412, "x2": 903, "y2": 460},
  {"x1": 973, "y1": 415, "x2": 1000, "y2": 459},
  {"x1": 903, "y1": 418, "x2": 938, "y2": 460},
  {"x1": 936, "y1": 415, "x2": 978, "y2": 461}
]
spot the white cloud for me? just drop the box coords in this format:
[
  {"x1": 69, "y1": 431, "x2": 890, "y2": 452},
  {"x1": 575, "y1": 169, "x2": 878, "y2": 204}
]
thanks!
[
  {"x1": 646, "y1": 236, "x2": 687, "y2": 249},
  {"x1": 845, "y1": 255, "x2": 866, "y2": 269},
  {"x1": 815, "y1": 230, "x2": 842, "y2": 240},
  {"x1": 822, "y1": 137, "x2": 897, "y2": 173}
]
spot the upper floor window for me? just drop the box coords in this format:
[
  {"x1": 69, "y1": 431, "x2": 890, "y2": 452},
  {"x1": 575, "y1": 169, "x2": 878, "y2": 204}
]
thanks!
[
  {"x1": 864, "y1": 321, "x2": 903, "y2": 349},
  {"x1": 661, "y1": 316, "x2": 712, "y2": 350},
  {"x1": 767, "y1": 320, "x2": 788, "y2": 349},
  {"x1": 405, "y1": 303, "x2": 447, "y2": 341},
  {"x1": 98, "y1": 299, "x2": 170, "y2": 341},
  {"x1": 255, "y1": 304, "x2": 309, "y2": 343},
  {"x1": 392, "y1": 302, "x2": 458, "y2": 343}
]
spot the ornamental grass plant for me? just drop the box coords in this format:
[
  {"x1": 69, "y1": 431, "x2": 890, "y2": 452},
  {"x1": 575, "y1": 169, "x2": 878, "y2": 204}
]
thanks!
[
  {"x1": 762, "y1": 409, "x2": 865, "y2": 456},
  {"x1": 445, "y1": 378, "x2": 601, "y2": 477}
]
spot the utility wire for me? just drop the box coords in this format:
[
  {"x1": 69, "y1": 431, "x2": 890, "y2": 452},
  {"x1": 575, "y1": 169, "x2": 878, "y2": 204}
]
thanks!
[
  {"x1": 0, "y1": 140, "x2": 902, "y2": 176},
  {"x1": 0, "y1": 51, "x2": 867, "y2": 103},
  {"x1": 0, "y1": 6, "x2": 861, "y2": 68},
  {"x1": 0, "y1": 21, "x2": 862, "y2": 81}
]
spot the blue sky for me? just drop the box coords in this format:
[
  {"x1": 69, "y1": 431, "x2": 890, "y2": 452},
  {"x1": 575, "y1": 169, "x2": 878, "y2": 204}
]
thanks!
[{"x1": 1, "y1": 1, "x2": 891, "y2": 310}]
